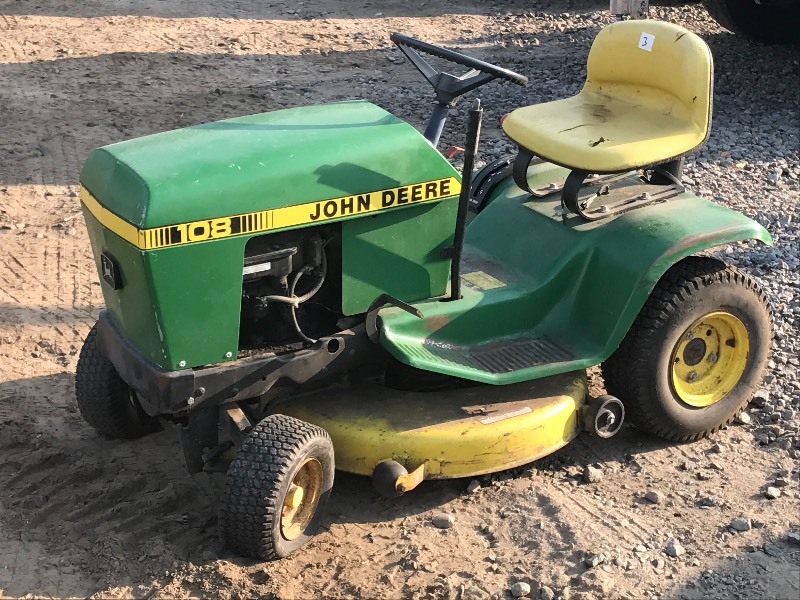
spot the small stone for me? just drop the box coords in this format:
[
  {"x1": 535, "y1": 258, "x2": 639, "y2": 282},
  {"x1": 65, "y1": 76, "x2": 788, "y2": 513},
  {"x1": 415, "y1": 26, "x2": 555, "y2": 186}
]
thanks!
[
  {"x1": 539, "y1": 586, "x2": 556, "y2": 600},
  {"x1": 466, "y1": 480, "x2": 481, "y2": 493},
  {"x1": 583, "y1": 465, "x2": 603, "y2": 483},
  {"x1": 462, "y1": 585, "x2": 489, "y2": 600},
  {"x1": 750, "y1": 389, "x2": 770, "y2": 408},
  {"x1": 698, "y1": 496, "x2": 721, "y2": 507},
  {"x1": 764, "y1": 487, "x2": 781, "y2": 499},
  {"x1": 652, "y1": 558, "x2": 665, "y2": 569},
  {"x1": 644, "y1": 490, "x2": 664, "y2": 504},
  {"x1": 773, "y1": 477, "x2": 790, "y2": 487},
  {"x1": 709, "y1": 443, "x2": 724, "y2": 454},
  {"x1": 665, "y1": 538, "x2": 685, "y2": 557},
  {"x1": 735, "y1": 412, "x2": 751, "y2": 425},
  {"x1": 65, "y1": 226, "x2": 77, "y2": 236},
  {"x1": 763, "y1": 544, "x2": 782, "y2": 558},
  {"x1": 634, "y1": 544, "x2": 647, "y2": 553},
  {"x1": 431, "y1": 513, "x2": 455, "y2": 529},
  {"x1": 730, "y1": 517, "x2": 752, "y2": 532},
  {"x1": 786, "y1": 532, "x2": 800, "y2": 546},
  {"x1": 584, "y1": 554, "x2": 604, "y2": 568},
  {"x1": 510, "y1": 582, "x2": 531, "y2": 598}
]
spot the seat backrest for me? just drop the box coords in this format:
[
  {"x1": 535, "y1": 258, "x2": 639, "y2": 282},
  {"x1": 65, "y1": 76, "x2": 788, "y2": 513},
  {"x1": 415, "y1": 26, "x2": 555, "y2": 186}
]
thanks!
[{"x1": 584, "y1": 20, "x2": 713, "y2": 137}]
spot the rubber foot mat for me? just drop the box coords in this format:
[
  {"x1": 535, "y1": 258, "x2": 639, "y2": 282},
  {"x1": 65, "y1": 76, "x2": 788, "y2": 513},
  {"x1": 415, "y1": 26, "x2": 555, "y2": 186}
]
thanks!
[{"x1": 395, "y1": 335, "x2": 574, "y2": 375}]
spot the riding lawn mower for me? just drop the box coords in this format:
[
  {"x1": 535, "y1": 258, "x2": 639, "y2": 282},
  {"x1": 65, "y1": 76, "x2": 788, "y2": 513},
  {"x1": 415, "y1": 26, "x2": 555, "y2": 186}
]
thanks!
[{"x1": 75, "y1": 14, "x2": 773, "y2": 560}]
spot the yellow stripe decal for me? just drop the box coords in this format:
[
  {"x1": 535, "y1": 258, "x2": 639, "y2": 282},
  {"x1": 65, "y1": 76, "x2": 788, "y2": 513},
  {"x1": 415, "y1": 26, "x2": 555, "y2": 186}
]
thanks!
[{"x1": 79, "y1": 177, "x2": 460, "y2": 250}]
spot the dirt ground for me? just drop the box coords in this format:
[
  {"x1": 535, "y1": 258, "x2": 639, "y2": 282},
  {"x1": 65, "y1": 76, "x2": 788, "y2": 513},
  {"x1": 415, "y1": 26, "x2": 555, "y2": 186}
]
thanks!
[{"x1": 1, "y1": 1, "x2": 798, "y2": 599}]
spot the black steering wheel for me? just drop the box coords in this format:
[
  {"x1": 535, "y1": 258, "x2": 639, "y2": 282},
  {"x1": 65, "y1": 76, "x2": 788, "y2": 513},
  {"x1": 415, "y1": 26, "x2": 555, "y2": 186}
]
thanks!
[{"x1": 390, "y1": 32, "x2": 528, "y2": 105}]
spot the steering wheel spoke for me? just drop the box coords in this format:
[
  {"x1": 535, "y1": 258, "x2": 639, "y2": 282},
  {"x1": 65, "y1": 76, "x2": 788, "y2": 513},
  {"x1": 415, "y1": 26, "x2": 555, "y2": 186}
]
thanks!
[{"x1": 390, "y1": 32, "x2": 527, "y2": 106}]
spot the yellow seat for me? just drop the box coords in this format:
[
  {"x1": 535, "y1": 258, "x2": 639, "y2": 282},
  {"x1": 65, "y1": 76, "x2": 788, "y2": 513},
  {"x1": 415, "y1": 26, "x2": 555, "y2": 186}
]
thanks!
[{"x1": 502, "y1": 20, "x2": 713, "y2": 174}]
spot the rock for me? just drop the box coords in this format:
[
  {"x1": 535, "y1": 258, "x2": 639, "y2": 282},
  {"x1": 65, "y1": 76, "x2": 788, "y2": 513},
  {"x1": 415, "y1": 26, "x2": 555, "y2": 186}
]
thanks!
[
  {"x1": 697, "y1": 496, "x2": 722, "y2": 507},
  {"x1": 431, "y1": 513, "x2": 455, "y2": 529},
  {"x1": 583, "y1": 465, "x2": 603, "y2": 483},
  {"x1": 634, "y1": 544, "x2": 647, "y2": 553},
  {"x1": 664, "y1": 538, "x2": 685, "y2": 557},
  {"x1": 644, "y1": 490, "x2": 664, "y2": 504},
  {"x1": 584, "y1": 553, "x2": 604, "y2": 568},
  {"x1": 466, "y1": 480, "x2": 481, "y2": 493},
  {"x1": 652, "y1": 558, "x2": 665, "y2": 569},
  {"x1": 539, "y1": 586, "x2": 556, "y2": 600},
  {"x1": 764, "y1": 487, "x2": 781, "y2": 499},
  {"x1": 462, "y1": 585, "x2": 489, "y2": 600},
  {"x1": 786, "y1": 532, "x2": 800, "y2": 546},
  {"x1": 750, "y1": 389, "x2": 770, "y2": 408},
  {"x1": 735, "y1": 411, "x2": 751, "y2": 425},
  {"x1": 730, "y1": 517, "x2": 752, "y2": 532},
  {"x1": 510, "y1": 582, "x2": 531, "y2": 597}
]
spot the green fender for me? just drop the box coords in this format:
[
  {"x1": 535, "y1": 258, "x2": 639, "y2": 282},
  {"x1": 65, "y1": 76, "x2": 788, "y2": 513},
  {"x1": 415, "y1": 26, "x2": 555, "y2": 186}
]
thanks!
[{"x1": 378, "y1": 169, "x2": 772, "y2": 384}]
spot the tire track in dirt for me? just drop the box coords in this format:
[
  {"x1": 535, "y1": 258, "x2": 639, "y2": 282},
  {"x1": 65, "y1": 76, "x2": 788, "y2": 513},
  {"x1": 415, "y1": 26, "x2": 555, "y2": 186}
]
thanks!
[
  {"x1": 0, "y1": 429, "x2": 216, "y2": 559},
  {"x1": 0, "y1": 14, "x2": 18, "y2": 31}
]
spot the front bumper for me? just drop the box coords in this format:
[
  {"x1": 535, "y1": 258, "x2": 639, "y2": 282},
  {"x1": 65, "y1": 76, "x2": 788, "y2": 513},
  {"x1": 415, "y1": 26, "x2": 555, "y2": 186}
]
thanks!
[{"x1": 95, "y1": 311, "x2": 374, "y2": 416}]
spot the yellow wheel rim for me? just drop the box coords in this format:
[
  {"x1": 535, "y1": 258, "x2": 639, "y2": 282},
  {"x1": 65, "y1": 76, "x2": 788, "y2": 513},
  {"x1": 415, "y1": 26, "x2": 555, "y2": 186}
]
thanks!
[
  {"x1": 280, "y1": 457, "x2": 323, "y2": 541},
  {"x1": 670, "y1": 311, "x2": 749, "y2": 407}
]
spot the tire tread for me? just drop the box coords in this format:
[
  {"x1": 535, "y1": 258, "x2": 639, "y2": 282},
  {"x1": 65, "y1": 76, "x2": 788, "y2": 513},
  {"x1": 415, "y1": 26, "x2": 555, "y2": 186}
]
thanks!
[
  {"x1": 75, "y1": 325, "x2": 160, "y2": 439},
  {"x1": 602, "y1": 256, "x2": 773, "y2": 442},
  {"x1": 219, "y1": 414, "x2": 332, "y2": 561}
]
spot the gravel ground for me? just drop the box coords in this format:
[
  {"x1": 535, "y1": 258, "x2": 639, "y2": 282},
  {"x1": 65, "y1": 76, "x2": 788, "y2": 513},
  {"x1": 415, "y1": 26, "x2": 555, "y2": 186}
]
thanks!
[{"x1": 0, "y1": 1, "x2": 798, "y2": 599}]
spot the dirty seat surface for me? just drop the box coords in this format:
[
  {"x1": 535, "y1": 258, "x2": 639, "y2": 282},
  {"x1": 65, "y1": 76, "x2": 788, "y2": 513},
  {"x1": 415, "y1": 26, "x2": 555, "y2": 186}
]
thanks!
[{"x1": 502, "y1": 20, "x2": 712, "y2": 173}]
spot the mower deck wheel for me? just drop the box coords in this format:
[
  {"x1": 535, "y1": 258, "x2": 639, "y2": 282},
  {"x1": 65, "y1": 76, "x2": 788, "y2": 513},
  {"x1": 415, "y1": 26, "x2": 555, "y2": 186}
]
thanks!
[
  {"x1": 584, "y1": 395, "x2": 625, "y2": 439},
  {"x1": 218, "y1": 414, "x2": 334, "y2": 560},
  {"x1": 602, "y1": 256, "x2": 772, "y2": 442},
  {"x1": 75, "y1": 324, "x2": 161, "y2": 439},
  {"x1": 372, "y1": 459, "x2": 408, "y2": 498}
]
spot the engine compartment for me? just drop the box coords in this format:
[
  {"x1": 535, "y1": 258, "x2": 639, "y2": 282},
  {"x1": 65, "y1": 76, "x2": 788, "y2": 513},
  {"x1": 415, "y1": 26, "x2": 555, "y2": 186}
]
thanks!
[{"x1": 238, "y1": 226, "x2": 345, "y2": 353}]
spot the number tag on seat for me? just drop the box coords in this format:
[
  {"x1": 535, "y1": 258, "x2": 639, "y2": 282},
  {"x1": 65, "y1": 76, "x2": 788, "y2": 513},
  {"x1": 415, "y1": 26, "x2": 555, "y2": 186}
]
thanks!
[{"x1": 638, "y1": 32, "x2": 655, "y2": 52}]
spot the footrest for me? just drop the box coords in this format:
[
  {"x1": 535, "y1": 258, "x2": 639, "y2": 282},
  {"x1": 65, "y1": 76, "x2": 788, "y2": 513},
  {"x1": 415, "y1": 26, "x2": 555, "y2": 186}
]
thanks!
[{"x1": 393, "y1": 334, "x2": 575, "y2": 378}]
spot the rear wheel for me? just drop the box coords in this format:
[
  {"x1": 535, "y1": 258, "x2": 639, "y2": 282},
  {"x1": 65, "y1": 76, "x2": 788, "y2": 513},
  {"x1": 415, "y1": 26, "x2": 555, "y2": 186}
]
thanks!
[
  {"x1": 702, "y1": 0, "x2": 800, "y2": 44},
  {"x1": 602, "y1": 257, "x2": 772, "y2": 441},
  {"x1": 219, "y1": 414, "x2": 334, "y2": 560},
  {"x1": 75, "y1": 324, "x2": 161, "y2": 439}
]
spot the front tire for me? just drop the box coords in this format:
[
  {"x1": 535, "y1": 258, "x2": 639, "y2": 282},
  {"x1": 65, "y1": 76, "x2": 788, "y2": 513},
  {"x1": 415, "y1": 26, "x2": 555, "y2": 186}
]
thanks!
[
  {"x1": 602, "y1": 257, "x2": 772, "y2": 442},
  {"x1": 219, "y1": 414, "x2": 335, "y2": 560},
  {"x1": 75, "y1": 324, "x2": 161, "y2": 439}
]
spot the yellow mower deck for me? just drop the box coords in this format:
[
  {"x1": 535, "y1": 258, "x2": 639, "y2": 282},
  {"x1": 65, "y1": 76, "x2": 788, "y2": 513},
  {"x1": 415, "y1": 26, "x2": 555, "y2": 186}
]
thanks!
[{"x1": 270, "y1": 371, "x2": 586, "y2": 481}]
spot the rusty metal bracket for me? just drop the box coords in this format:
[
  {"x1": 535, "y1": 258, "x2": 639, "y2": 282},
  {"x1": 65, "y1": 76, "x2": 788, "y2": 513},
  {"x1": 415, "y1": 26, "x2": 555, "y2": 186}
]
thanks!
[{"x1": 396, "y1": 463, "x2": 426, "y2": 493}]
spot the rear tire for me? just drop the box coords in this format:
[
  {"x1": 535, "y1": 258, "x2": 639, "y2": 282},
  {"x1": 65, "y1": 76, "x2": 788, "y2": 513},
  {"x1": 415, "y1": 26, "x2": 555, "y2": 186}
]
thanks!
[
  {"x1": 75, "y1": 324, "x2": 161, "y2": 439},
  {"x1": 702, "y1": 0, "x2": 800, "y2": 44},
  {"x1": 601, "y1": 257, "x2": 772, "y2": 442},
  {"x1": 219, "y1": 414, "x2": 334, "y2": 560}
]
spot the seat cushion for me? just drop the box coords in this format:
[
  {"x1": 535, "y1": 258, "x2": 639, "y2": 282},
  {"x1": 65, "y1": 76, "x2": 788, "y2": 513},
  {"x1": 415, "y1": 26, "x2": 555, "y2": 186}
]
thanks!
[
  {"x1": 502, "y1": 88, "x2": 707, "y2": 173},
  {"x1": 502, "y1": 20, "x2": 712, "y2": 174}
]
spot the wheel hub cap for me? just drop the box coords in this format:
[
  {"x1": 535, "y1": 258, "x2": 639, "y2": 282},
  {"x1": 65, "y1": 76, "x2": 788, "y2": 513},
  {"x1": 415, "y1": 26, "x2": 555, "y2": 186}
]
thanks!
[
  {"x1": 280, "y1": 457, "x2": 323, "y2": 541},
  {"x1": 670, "y1": 311, "x2": 749, "y2": 407}
]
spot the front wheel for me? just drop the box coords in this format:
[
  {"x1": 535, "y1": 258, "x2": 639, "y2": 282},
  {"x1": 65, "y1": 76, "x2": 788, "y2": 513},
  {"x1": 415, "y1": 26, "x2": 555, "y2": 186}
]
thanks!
[
  {"x1": 218, "y1": 414, "x2": 335, "y2": 560},
  {"x1": 602, "y1": 256, "x2": 773, "y2": 442},
  {"x1": 75, "y1": 324, "x2": 161, "y2": 439}
]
